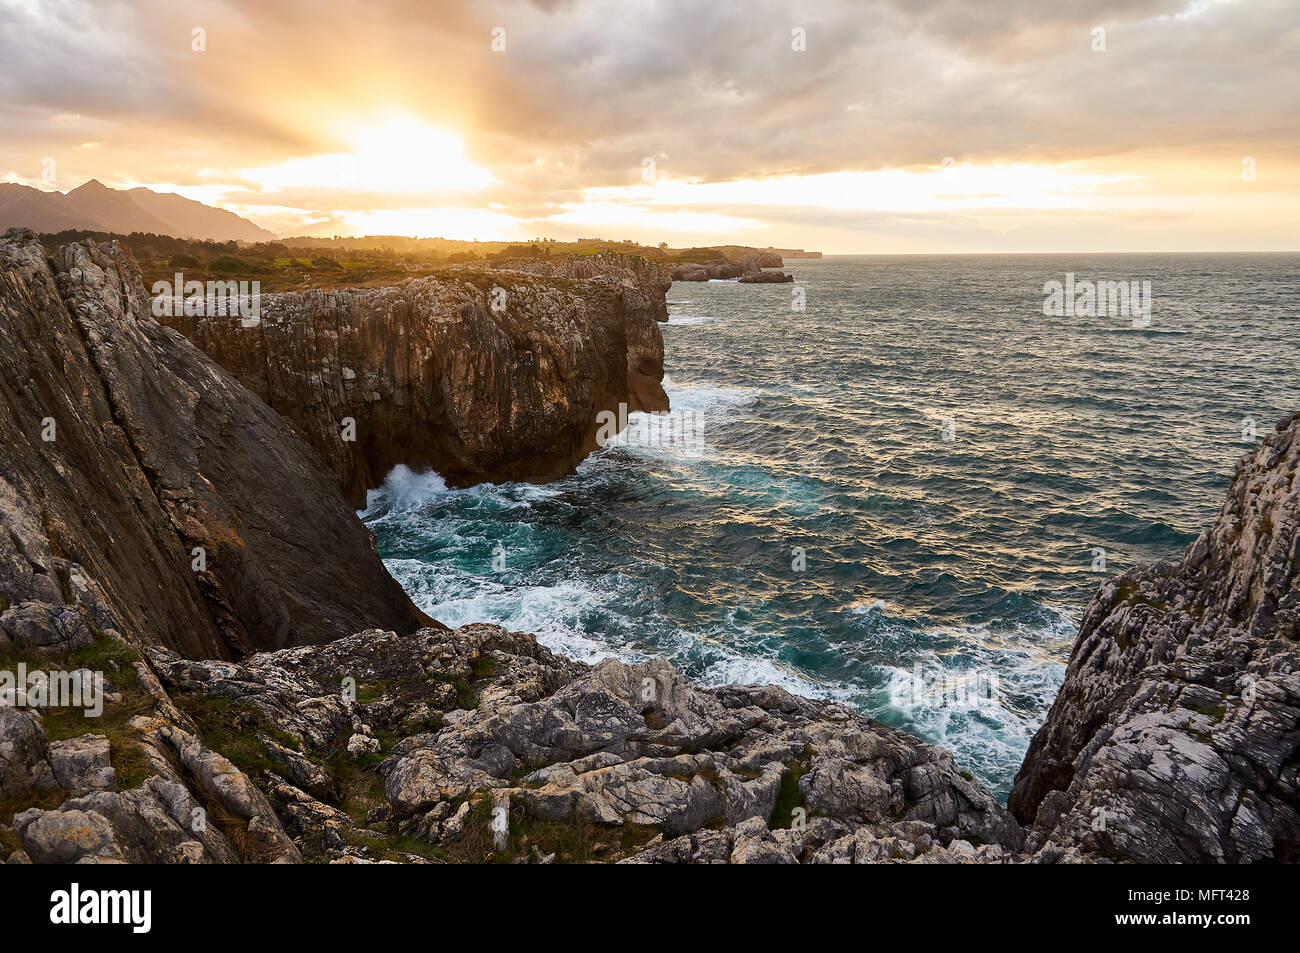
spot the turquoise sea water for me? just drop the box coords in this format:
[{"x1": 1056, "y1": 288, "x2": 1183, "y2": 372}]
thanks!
[{"x1": 363, "y1": 253, "x2": 1300, "y2": 798}]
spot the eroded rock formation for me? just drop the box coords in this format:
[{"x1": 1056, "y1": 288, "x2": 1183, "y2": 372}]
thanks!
[
  {"x1": 1010, "y1": 412, "x2": 1300, "y2": 863},
  {"x1": 671, "y1": 253, "x2": 792, "y2": 283},
  {"x1": 2, "y1": 622, "x2": 1023, "y2": 864},
  {"x1": 159, "y1": 252, "x2": 671, "y2": 507},
  {"x1": 0, "y1": 229, "x2": 428, "y2": 659}
]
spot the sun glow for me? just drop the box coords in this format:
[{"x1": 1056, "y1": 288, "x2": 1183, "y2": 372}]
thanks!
[
  {"x1": 240, "y1": 114, "x2": 495, "y2": 194},
  {"x1": 338, "y1": 206, "x2": 518, "y2": 240}
]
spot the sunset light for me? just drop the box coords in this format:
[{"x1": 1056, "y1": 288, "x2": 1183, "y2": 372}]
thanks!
[{"x1": 0, "y1": 0, "x2": 1298, "y2": 895}]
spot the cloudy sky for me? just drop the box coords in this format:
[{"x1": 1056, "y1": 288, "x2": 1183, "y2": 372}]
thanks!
[{"x1": 2, "y1": 0, "x2": 1297, "y2": 252}]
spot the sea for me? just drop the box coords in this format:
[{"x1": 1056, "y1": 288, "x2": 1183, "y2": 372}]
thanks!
[{"x1": 361, "y1": 253, "x2": 1300, "y2": 799}]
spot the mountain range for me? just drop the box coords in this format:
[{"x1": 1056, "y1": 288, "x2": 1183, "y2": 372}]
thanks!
[{"x1": 0, "y1": 179, "x2": 274, "y2": 242}]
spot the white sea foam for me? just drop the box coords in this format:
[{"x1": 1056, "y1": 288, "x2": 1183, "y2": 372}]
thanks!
[
  {"x1": 876, "y1": 613, "x2": 1074, "y2": 779},
  {"x1": 597, "y1": 379, "x2": 756, "y2": 464},
  {"x1": 367, "y1": 464, "x2": 448, "y2": 509},
  {"x1": 851, "y1": 599, "x2": 888, "y2": 615},
  {"x1": 690, "y1": 650, "x2": 861, "y2": 704},
  {"x1": 660, "y1": 377, "x2": 757, "y2": 414}
]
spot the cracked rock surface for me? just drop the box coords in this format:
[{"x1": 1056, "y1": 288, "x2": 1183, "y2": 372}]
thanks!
[{"x1": 1011, "y1": 412, "x2": 1300, "y2": 863}]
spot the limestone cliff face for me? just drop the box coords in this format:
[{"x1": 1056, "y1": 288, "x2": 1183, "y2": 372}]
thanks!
[
  {"x1": 159, "y1": 252, "x2": 671, "y2": 507},
  {"x1": 1011, "y1": 412, "x2": 1300, "y2": 862},
  {"x1": 0, "y1": 229, "x2": 429, "y2": 660},
  {"x1": 671, "y1": 254, "x2": 792, "y2": 284}
]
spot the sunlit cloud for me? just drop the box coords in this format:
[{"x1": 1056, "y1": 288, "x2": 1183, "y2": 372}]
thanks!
[
  {"x1": 585, "y1": 164, "x2": 1133, "y2": 215},
  {"x1": 0, "y1": 0, "x2": 1296, "y2": 251},
  {"x1": 542, "y1": 202, "x2": 766, "y2": 235},
  {"x1": 338, "y1": 207, "x2": 518, "y2": 240},
  {"x1": 239, "y1": 114, "x2": 496, "y2": 195}
]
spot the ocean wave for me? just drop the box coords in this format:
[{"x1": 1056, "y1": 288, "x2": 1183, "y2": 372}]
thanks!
[{"x1": 363, "y1": 255, "x2": 1300, "y2": 799}]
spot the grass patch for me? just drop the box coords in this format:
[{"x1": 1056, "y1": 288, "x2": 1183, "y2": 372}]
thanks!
[
  {"x1": 436, "y1": 793, "x2": 658, "y2": 864},
  {"x1": 470, "y1": 653, "x2": 497, "y2": 681},
  {"x1": 325, "y1": 745, "x2": 388, "y2": 824},
  {"x1": 171, "y1": 694, "x2": 301, "y2": 779},
  {"x1": 1190, "y1": 701, "x2": 1229, "y2": 726},
  {"x1": 342, "y1": 827, "x2": 444, "y2": 863},
  {"x1": 0, "y1": 786, "x2": 68, "y2": 858},
  {"x1": 1115, "y1": 581, "x2": 1167, "y2": 613},
  {"x1": 769, "y1": 753, "x2": 812, "y2": 830},
  {"x1": 0, "y1": 634, "x2": 155, "y2": 789}
]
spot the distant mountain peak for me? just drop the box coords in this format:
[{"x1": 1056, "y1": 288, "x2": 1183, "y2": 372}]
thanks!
[{"x1": 0, "y1": 179, "x2": 274, "y2": 242}]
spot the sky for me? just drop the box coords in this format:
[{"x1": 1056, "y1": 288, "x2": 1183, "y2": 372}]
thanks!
[{"x1": 1, "y1": 0, "x2": 1298, "y2": 253}]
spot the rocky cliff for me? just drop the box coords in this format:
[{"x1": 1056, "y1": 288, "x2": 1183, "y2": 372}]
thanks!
[
  {"x1": 1, "y1": 230, "x2": 1295, "y2": 865},
  {"x1": 671, "y1": 254, "x2": 764, "y2": 281},
  {"x1": 0, "y1": 234, "x2": 1028, "y2": 866},
  {"x1": 158, "y1": 252, "x2": 671, "y2": 507},
  {"x1": 0, "y1": 229, "x2": 428, "y2": 660},
  {"x1": 671, "y1": 253, "x2": 793, "y2": 283},
  {"x1": 1010, "y1": 412, "x2": 1300, "y2": 863}
]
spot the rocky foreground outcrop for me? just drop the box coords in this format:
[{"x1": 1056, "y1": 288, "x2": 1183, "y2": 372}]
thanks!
[
  {"x1": 159, "y1": 252, "x2": 671, "y2": 507},
  {"x1": 0, "y1": 229, "x2": 428, "y2": 658},
  {"x1": 1011, "y1": 412, "x2": 1300, "y2": 863},
  {"x1": 2, "y1": 623, "x2": 1022, "y2": 864}
]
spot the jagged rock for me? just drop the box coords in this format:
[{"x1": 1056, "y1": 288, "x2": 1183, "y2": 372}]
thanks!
[
  {"x1": 0, "y1": 229, "x2": 428, "y2": 658},
  {"x1": 263, "y1": 773, "x2": 351, "y2": 853},
  {"x1": 346, "y1": 733, "x2": 381, "y2": 760},
  {"x1": 16, "y1": 773, "x2": 237, "y2": 864},
  {"x1": 0, "y1": 707, "x2": 57, "y2": 798},
  {"x1": 158, "y1": 252, "x2": 671, "y2": 506},
  {"x1": 670, "y1": 257, "x2": 759, "y2": 281},
  {"x1": 1011, "y1": 411, "x2": 1300, "y2": 863},
  {"x1": 152, "y1": 724, "x2": 301, "y2": 863},
  {"x1": 148, "y1": 624, "x2": 1015, "y2": 858},
  {"x1": 669, "y1": 253, "x2": 792, "y2": 283},
  {"x1": 13, "y1": 808, "x2": 127, "y2": 864},
  {"x1": 47, "y1": 734, "x2": 116, "y2": 795},
  {"x1": 737, "y1": 270, "x2": 794, "y2": 283}
]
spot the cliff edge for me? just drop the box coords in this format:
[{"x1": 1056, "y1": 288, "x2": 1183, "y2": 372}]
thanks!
[
  {"x1": 159, "y1": 252, "x2": 671, "y2": 507},
  {"x1": 0, "y1": 229, "x2": 428, "y2": 659},
  {"x1": 1011, "y1": 412, "x2": 1300, "y2": 862}
]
